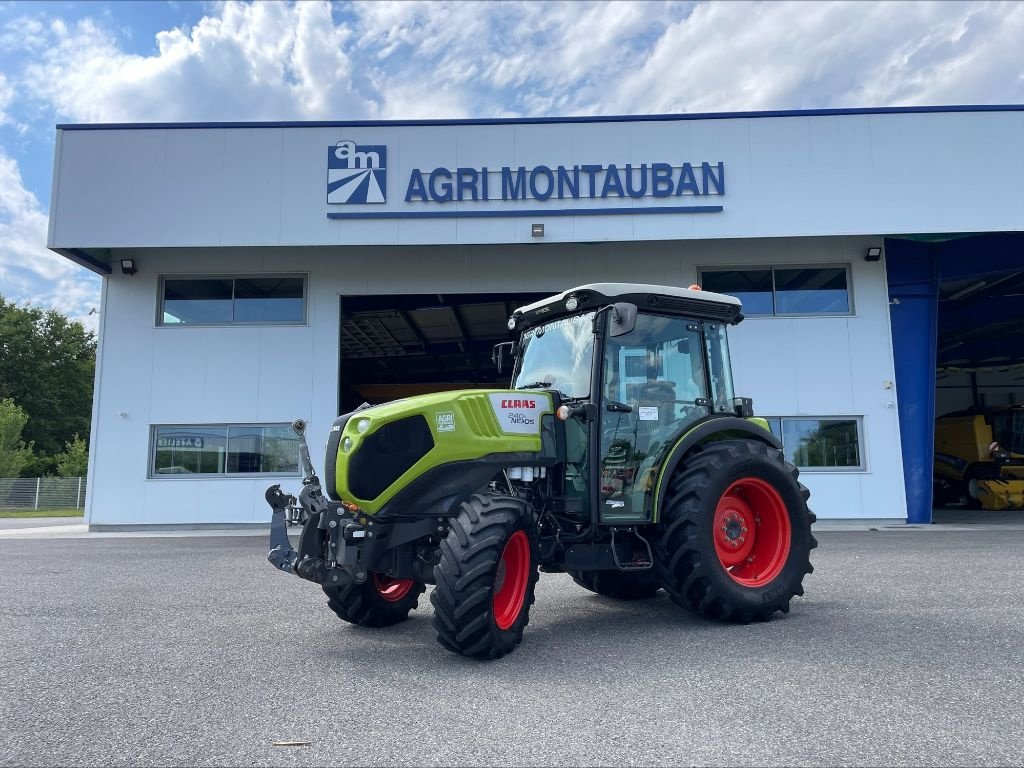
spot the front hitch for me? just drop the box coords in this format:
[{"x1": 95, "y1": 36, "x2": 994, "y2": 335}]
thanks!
[
  {"x1": 265, "y1": 419, "x2": 357, "y2": 588},
  {"x1": 266, "y1": 484, "x2": 300, "y2": 574}
]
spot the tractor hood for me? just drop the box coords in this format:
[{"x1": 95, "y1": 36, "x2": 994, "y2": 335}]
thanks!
[{"x1": 325, "y1": 389, "x2": 555, "y2": 514}]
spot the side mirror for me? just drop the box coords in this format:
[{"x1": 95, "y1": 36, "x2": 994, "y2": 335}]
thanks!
[
  {"x1": 492, "y1": 341, "x2": 514, "y2": 373},
  {"x1": 609, "y1": 302, "x2": 638, "y2": 337}
]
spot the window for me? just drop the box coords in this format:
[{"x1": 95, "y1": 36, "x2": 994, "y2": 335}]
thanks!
[
  {"x1": 512, "y1": 312, "x2": 596, "y2": 399},
  {"x1": 160, "y1": 275, "x2": 305, "y2": 325},
  {"x1": 763, "y1": 417, "x2": 863, "y2": 469},
  {"x1": 151, "y1": 424, "x2": 300, "y2": 477},
  {"x1": 700, "y1": 266, "x2": 851, "y2": 316},
  {"x1": 699, "y1": 269, "x2": 774, "y2": 315}
]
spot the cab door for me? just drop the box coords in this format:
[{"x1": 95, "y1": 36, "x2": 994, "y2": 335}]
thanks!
[{"x1": 597, "y1": 314, "x2": 712, "y2": 523}]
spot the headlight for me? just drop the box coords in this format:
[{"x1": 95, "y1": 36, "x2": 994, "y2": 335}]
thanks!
[
  {"x1": 565, "y1": 295, "x2": 579, "y2": 311},
  {"x1": 341, "y1": 437, "x2": 352, "y2": 453},
  {"x1": 356, "y1": 418, "x2": 371, "y2": 434}
]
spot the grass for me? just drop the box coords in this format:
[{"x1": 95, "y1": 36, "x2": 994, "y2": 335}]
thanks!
[{"x1": 0, "y1": 508, "x2": 85, "y2": 518}]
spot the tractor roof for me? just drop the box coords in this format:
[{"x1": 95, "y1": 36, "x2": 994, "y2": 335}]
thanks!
[{"x1": 511, "y1": 283, "x2": 743, "y2": 329}]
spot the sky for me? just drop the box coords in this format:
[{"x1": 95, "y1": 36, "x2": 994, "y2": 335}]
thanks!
[{"x1": 0, "y1": 0, "x2": 1022, "y2": 333}]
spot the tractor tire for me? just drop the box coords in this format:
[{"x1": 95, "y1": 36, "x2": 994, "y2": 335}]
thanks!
[
  {"x1": 568, "y1": 569, "x2": 661, "y2": 599},
  {"x1": 322, "y1": 573, "x2": 426, "y2": 628},
  {"x1": 431, "y1": 493, "x2": 540, "y2": 659},
  {"x1": 653, "y1": 439, "x2": 816, "y2": 623}
]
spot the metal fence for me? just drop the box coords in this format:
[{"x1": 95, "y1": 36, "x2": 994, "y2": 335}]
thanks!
[{"x1": 0, "y1": 477, "x2": 87, "y2": 510}]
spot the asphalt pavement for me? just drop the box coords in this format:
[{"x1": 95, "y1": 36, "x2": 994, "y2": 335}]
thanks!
[
  {"x1": 0, "y1": 516, "x2": 85, "y2": 530},
  {"x1": 1, "y1": 531, "x2": 1022, "y2": 767}
]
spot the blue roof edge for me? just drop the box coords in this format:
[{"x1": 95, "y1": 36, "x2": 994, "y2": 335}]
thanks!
[{"x1": 55, "y1": 104, "x2": 1024, "y2": 131}]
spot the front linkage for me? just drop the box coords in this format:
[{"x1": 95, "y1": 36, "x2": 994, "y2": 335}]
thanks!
[
  {"x1": 264, "y1": 418, "x2": 543, "y2": 659},
  {"x1": 266, "y1": 419, "x2": 441, "y2": 592},
  {"x1": 266, "y1": 419, "x2": 369, "y2": 589}
]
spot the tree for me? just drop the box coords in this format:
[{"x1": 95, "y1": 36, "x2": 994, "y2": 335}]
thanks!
[
  {"x1": 0, "y1": 398, "x2": 34, "y2": 477},
  {"x1": 0, "y1": 297, "x2": 96, "y2": 473},
  {"x1": 56, "y1": 434, "x2": 89, "y2": 477}
]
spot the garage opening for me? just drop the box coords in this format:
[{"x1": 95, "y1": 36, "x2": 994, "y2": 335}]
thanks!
[
  {"x1": 339, "y1": 292, "x2": 551, "y2": 412},
  {"x1": 933, "y1": 268, "x2": 1024, "y2": 518},
  {"x1": 887, "y1": 233, "x2": 1024, "y2": 524}
]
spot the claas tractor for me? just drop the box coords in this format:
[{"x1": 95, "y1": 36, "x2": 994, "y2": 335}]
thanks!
[
  {"x1": 266, "y1": 283, "x2": 817, "y2": 659},
  {"x1": 934, "y1": 406, "x2": 1024, "y2": 510}
]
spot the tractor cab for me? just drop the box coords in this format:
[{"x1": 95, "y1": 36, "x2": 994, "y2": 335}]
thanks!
[{"x1": 504, "y1": 283, "x2": 746, "y2": 525}]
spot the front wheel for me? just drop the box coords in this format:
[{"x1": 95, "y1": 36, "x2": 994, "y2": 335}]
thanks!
[
  {"x1": 431, "y1": 493, "x2": 540, "y2": 659},
  {"x1": 653, "y1": 439, "x2": 816, "y2": 623},
  {"x1": 323, "y1": 572, "x2": 425, "y2": 628}
]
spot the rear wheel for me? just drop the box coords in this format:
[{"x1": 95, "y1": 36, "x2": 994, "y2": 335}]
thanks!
[
  {"x1": 653, "y1": 439, "x2": 816, "y2": 622},
  {"x1": 323, "y1": 572, "x2": 425, "y2": 628},
  {"x1": 568, "y1": 569, "x2": 661, "y2": 599},
  {"x1": 431, "y1": 493, "x2": 539, "y2": 659}
]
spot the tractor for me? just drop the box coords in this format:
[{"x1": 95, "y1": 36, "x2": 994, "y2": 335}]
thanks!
[{"x1": 266, "y1": 283, "x2": 817, "y2": 658}]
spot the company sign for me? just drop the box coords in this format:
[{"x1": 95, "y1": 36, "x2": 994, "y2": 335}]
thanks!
[
  {"x1": 326, "y1": 138, "x2": 725, "y2": 219},
  {"x1": 402, "y1": 161, "x2": 724, "y2": 204},
  {"x1": 327, "y1": 140, "x2": 387, "y2": 204}
]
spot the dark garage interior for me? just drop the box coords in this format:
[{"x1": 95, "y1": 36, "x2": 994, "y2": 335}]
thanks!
[
  {"x1": 887, "y1": 232, "x2": 1024, "y2": 523},
  {"x1": 339, "y1": 292, "x2": 550, "y2": 411}
]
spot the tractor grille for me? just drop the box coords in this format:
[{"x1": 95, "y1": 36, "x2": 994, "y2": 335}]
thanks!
[
  {"x1": 460, "y1": 394, "x2": 502, "y2": 438},
  {"x1": 348, "y1": 415, "x2": 434, "y2": 500}
]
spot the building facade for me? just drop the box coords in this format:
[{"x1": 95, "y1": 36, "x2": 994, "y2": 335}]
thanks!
[{"x1": 46, "y1": 106, "x2": 1024, "y2": 527}]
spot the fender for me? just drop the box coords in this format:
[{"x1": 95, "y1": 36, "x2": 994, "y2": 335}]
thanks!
[{"x1": 652, "y1": 416, "x2": 782, "y2": 523}]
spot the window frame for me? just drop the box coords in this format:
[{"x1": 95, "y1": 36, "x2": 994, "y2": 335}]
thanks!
[
  {"x1": 148, "y1": 423, "x2": 303, "y2": 479},
  {"x1": 697, "y1": 264, "x2": 855, "y2": 318},
  {"x1": 157, "y1": 273, "x2": 309, "y2": 328},
  {"x1": 762, "y1": 415, "x2": 866, "y2": 472}
]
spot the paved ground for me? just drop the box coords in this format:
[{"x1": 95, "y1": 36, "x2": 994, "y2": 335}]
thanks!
[
  {"x1": 1, "y1": 531, "x2": 1022, "y2": 767},
  {"x1": 0, "y1": 516, "x2": 85, "y2": 530}
]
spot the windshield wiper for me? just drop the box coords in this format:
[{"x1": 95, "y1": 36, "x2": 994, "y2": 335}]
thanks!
[{"x1": 518, "y1": 381, "x2": 552, "y2": 389}]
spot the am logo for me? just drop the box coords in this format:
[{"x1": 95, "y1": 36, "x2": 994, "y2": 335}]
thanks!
[{"x1": 327, "y1": 140, "x2": 386, "y2": 204}]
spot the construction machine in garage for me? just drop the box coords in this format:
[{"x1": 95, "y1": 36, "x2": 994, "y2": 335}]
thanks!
[
  {"x1": 934, "y1": 406, "x2": 1024, "y2": 510},
  {"x1": 265, "y1": 283, "x2": 817, "y2": 658}
]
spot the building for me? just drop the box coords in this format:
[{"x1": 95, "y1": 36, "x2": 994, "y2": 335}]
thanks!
[{"x1": 46, "y1": 105, "x2": 1024, "y2": 528}]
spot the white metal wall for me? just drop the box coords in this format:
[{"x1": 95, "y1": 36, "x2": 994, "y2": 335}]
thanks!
[
  {"x1": 83, "y1": 234, "x2": 904, "y2": 526},
  {"x1": 50, "y1": 111, "x2": 1024, "y2": 251}
]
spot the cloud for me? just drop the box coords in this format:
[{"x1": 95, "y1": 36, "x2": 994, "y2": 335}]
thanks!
[
  {"x1": 0, "y1": 0, "x2": 1021, "y2": 331},
  {"x1": 0, "y1": 73, "x2": 26, "y2": 132},
  {"x1": 17, "y1": 3, "x2": 376, "y2": 123},
  {"x1": 0, "y1": 150, "x2": 100, "y2": 332},
  {"x1": 601, "y1": 1, "x2": 1024, "y2": 114},
  {"x1": 0, "y1": 74, "x2": 12, "y2": 123},
  {"x1": 6, "y1": 0, "x2": 1022, "y2": 126}
]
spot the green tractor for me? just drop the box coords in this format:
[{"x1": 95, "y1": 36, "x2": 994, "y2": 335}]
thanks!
[{"x1": 266, "y1": 283, "x2": 817, "y2": 658}]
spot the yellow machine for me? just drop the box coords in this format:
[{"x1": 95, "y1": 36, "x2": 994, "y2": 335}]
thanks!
[{"x1": 934, "y1": 407, "x2": 1024, "y2": 510}]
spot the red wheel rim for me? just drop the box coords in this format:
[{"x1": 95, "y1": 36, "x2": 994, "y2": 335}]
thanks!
[
  {"x1": 371, "y1": 573, "x2": 415, "y2": 602},
  {"x1": 493, "y1": 530, "x2": 530, "y2": 630},
  {"x1": 713, "y1": 477, "x2": 791, "y2": 587}
]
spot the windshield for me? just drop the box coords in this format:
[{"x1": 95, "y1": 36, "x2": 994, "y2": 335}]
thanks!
[
  {"x1": 992, "y1": 410, "x2": 1024, "y2": 455},
  {"x1": 512, "y1": 312, "x2": 596, "y2": 399}
]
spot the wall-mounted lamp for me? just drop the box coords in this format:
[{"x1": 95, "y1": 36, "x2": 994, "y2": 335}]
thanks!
[
  {"x1": 531, "y1": 223, "x2": 544, "y2": 238},
  {"x1": 865, "y1": 247, "x2": 882, "y2": 262},
  {"x1": 120, "y1": 258, "x2": 137, "y2": 275}
]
